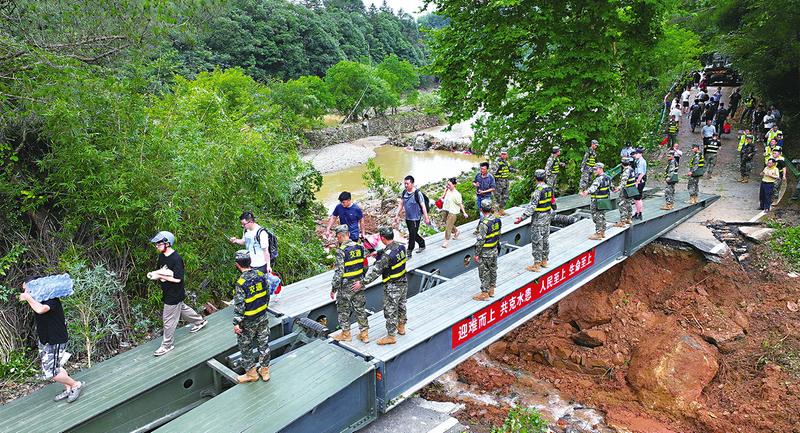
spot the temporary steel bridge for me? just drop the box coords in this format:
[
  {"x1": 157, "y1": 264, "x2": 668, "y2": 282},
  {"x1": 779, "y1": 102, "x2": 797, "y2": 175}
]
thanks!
[{"x1": 0, "y1": 189, "x2": 718, "y2": 433}]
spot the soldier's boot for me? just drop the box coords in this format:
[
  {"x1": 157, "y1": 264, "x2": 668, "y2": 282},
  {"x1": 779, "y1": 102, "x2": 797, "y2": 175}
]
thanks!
[
  {"x1": 660, "y1": 203, "x2": 672, "y2": 210},
  {"x1": 237, "y1": 368, "x2": 259, "y2": 384},
  {"x1": 488, "y1": 286, "x2": 495, "y2": 297},
  {"x1": 332, "y1": 330, "x2": 352, "y2": 342},
  {"x1": 258, "y1": 366, "x2": 270, "y2": 382},
  {"x1": 499, "y1": 208, "x2": 507, "y2": 216},
  {"x1": 588, "y1": 232, "x2": 603, "y2": 240},
  {"x1": 526, "y1": 263, "x2": 541, "y2": 272},
  {"x1": 472, "y1": 292, "x2": 490, "y2": 301},
  {"x1": 358, "y1": 329, "x2": 369, "y2": 343},
  {"x1": 742, "y1": 177, "x2": 749, "y2": 183},
  {"x1": 539, "y1": 260, "x2": 549, "y2": 268},
  {"x1": 614, "y1": 221, "x2": 628, "y2": 227},
  {"x1": 397, "y1": 322, "x2": 406, "y2": 335},
  {"x1": 376, "y1": 335, "x2": 397, "y2": 345}
]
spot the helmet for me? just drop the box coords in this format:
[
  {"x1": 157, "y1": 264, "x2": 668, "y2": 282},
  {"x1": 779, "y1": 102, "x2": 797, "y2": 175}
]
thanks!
[
  {"x1": 378, "y1": 226, "x2": 393, "y2": 238},
  {"x1": 235, "y1": 250, "x2": 250, "y2": 261},
  {"x1": 334, "y1": 224, "x2": 349, "y2": 235},
  {"x1": 534, "y1": 169, "x2": 546, "y2": 180},
  {"x1": 480, "y1": 198, "x2": 493, "y2": 211},
  {"x1": 150, "y1": 231, "x2": 175, "y2": 246}
]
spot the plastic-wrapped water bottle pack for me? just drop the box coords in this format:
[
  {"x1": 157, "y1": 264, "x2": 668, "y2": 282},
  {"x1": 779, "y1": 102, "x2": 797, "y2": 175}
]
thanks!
[{"x1": 26, "y1": 274, "x2": 74, "y2": 302}]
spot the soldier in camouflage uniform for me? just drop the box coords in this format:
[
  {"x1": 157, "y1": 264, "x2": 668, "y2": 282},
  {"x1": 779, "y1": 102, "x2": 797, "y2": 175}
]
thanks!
[
  {"x1": 687, "y1": 143, "x2": 704, "y2": 204},
  {"x1": 739, "y1": 135, "x2": 755, "y2": 183},
  {"x1": 232, "y1": 250, "x2": 271, "y2": 383},
  {"x1": 614, "y1": 157, "x2": 635, "y2": 227},
  {"x1": 493, "y1": 149, "x2": 516, "y2": 215},
  {"x1": 544, "y1": 146, "x2": 564, "y2": 191},
  {"x1": 330, "y1": 225, "x2": 369, "y2": 343},
  {"x1": 473, "y1": 199, "x2": 500, "y2": 301},
  {"x1": 516, "y1": 169, "x2": 553, "y2": 273},
  {"x1": 579, "y1": 139, "x2": 599, "y2": 190},
  {"x1": 357, "y1": 227, "x2": 408, "y2": 345},
  {"x1": 580, "y1": 163, "x2": 611, "y2": 240},
  {"x1": 661, "y1": 150, "x2": 679, "y2": 210}
]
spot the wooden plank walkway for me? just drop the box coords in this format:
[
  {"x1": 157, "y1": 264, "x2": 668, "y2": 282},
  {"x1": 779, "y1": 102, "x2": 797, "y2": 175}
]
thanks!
[
  {"x1": 156, "y1": 340, "x2": 374, "y2": 433},
  {"x1": 0, "y1": 307, "x2": 249, "y2": 433}
]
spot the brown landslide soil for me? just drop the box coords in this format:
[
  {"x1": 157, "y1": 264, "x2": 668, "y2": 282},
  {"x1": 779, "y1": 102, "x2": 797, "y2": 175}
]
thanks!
[{"x1": 432, "y1": 243, "x2": 800, "y2": 433}]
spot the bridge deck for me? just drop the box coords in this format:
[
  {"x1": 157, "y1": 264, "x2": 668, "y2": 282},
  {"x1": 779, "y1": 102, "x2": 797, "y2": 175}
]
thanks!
[
  {"x1": 0, "y1": 307, "x2": 255, "y2": 433},
  {"x1": 156, "y1": 340, "x2": 375, "y2": 433}
]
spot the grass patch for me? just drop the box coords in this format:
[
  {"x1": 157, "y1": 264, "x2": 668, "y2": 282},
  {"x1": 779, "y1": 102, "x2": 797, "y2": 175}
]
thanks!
[
  {"x1": 757, "y1": 334, "x2": 800, "y2": 377},
  {"x1": 769, "y1": 225, "x2": 800, "y2": 271}
]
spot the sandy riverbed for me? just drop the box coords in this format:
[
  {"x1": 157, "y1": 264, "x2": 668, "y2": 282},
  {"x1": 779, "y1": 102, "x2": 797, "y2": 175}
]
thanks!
[{"x1": 302, "y1": 136, "x2": 390, "y2": 174}]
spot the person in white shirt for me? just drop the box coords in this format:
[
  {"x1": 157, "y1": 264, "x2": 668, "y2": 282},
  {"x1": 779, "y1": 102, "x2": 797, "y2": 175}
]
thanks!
[
  {"x1": 681, "y1": 88, "x2": 691, "y2": 114},
  {"x1": 229, "y1": 211, "x2": 272, "y2": 274}
]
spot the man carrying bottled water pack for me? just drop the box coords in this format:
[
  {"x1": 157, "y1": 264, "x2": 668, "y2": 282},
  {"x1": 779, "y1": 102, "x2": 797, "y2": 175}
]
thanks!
[
  {"x1": 19, "y1": 277, "x2": 84, "y2": 403},
  {"x1": 150, "y1": 231, "x2": 207, "y2": 357}
]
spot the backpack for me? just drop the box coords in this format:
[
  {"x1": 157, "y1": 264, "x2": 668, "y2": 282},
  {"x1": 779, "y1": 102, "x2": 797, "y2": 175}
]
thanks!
[
  {"x1": 403, "y1": 189, "x2": 430, "y2": 214},
  {"x1": 255, "y1": 227, "x2": 279, "y2": 260}
]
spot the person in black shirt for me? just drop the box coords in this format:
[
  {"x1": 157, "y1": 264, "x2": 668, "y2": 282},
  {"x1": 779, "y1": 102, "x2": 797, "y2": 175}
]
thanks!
[
  {"x1": 19, "y1": 285, "x2": 84, "y2": 403},
  {"x1": 149, "y1": 231, "x2": 207, "y2": 357}
]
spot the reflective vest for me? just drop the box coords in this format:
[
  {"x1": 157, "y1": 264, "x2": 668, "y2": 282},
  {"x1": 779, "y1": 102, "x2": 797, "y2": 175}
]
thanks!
[
  {"x1": 341, "y1": 243, "x2": 366, "y2": 280},
  {"x1": 624, "y1": 167, "x2": 636, "y2": 188},
  {"x1": 534, "y1": 184, "x2": 553, "y2": 212},
  {"x1": 381, "y1": 243, "x2": 407, "y2": 283},
  {"x1": 591, "y1": 175, "x2": 611, "y2": 199},
  {"x1": 550, "y1": 156, "x2": 560, "y2": 174},
  {"x1": 586, "y1": 151, "x2": 596, "y2": 168},
  {"x1": 668, "y1": 122, "x2": 678, "y2": 134},
  {"x1": 767, "y1": 130, "x2": 781, "y2": 143},
  {"x1": 495, "y1": 160, "x2": 511, "y2": 179},
  {"x1": 696, "y1": 154, "x2": 705, "y2": 169},
  {"x1": 738, "y1": 134, "x2": 746, "y2": 151},
  {"x1": 482, "y1": 218, "x2": 501, "y2": 249},
  {"x1": 239, "y1": 271, "x2": 268, "y2": 318},
  {"x1": 705, "y1": 140, "x2": 720, "y2": 154}
]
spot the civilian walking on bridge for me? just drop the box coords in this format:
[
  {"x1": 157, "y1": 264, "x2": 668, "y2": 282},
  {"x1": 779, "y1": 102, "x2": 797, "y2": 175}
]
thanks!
[
  {"x1": 687, "y1": 144, "x2": 705, "y2": 204},
  {"x1": 150, "y1": 231, "x2": 207, "y2": 357},
  {"x1": 493, "y1": 149, "x2": 516, "y2": 215},
  {"x1": 579, "y1": 140, "x2": 599, "y2": 190},
  {"x1": 440, "y1": 178, "x2": 468, "y2": 248},
  {"x1": 331, "y1": 225, "x2": 369, "y2": 343},
  {"x1": 325, "y1": 192, "x2": 364, "y2": 243},
  {"x1": 739, "y1": 136, "x2": 756, "y2": 183},
  {"x1": 473, "y1": 199, "x2": 500, "y2": 301},
  {"x1": 580, "y1": 163, "x2": 611, "y2": 240},
  {"x1": 232, "y1": 250, "x2": 271, "y2": 383},
  {"x1": 545, "y1": 146, "x2": 564, "y2": 191},
  {"x1": 472, "y1": 162, "x2": 496, "y2": 217},
  {"x1": 394, "y1": 176, "x2": 430, "y2": 258},
  {"x1": 515, "y1": 170, "x2": 553, "y2": 272},
  {"x1": 661, "y1": 150, "x2": 679, "y2": 210},
  {"x1": 614, "y1": 157, "x2": 636, "y2": 226},
  {"x1": 632, "y1": 149, "x2": 647, "y2": 220},
  {"x1": 704, "y1": 133, "x2": 721, "y2": 177},
  {"x1": 229, "y1": 212, "x2": 273, "y2": 274},
  {"x1": 19, "y1": 282, "x2": 84, "y2": 403},
  {"x1": 701, "y1": 119, "x2": 715, "y2": 148},
  {"x1": 356, "y1": 227, "x2": 408, "y2": 345},
  {"x1": 689, "y1": 99, "x2": 702, "y2": 133}
]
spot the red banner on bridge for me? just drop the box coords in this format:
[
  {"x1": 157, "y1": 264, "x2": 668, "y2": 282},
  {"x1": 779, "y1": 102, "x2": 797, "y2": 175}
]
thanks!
[{"x1": 451, "y1": 248, "x2": 596, "y2": 349}]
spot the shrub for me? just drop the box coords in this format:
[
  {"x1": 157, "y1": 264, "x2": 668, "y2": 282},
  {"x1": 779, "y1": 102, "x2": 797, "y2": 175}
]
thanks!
[
  {"x1": 770, "y1": 225, "x2": 800, "y2": 271},
  {"x1": 491, "y1": 406, "x2": 549, "y2": 433},
  {"x1": 0, "y1": 348, "x2": 37, "y2": 382}
]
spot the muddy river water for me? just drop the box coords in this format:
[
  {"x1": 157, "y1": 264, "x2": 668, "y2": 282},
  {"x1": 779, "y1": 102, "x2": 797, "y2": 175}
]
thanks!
[{"x1": 315, "y1": 145, "x2": 483, "y2": 208}]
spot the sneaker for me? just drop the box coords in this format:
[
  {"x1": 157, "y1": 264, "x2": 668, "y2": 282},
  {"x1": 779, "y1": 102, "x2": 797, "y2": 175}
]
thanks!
[
  {"x1": 154, "y1": 345, "x2": 174, "y2": 356},
  {"x1": 189, "y1": 320, "x2": 208, "y2": 333},
  {"x1": 53, "y1": 388, "x2": 71, "y2": 402},
  {"x1": 416, "y1": 247, "x2": 426, "y2": 253},
  {"x1": 66, "y1": 382, "x2": 83, "y2": 403}
]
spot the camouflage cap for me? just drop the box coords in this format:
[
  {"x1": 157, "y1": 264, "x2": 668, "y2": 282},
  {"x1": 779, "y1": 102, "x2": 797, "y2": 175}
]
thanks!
[
  {"x1": 499, "y1": 148, "x2": 508, "y2": 154},
  {"x1": 692, "y1": 143, "x2": 701, "y2": 148},
  {"x1": 773, "y1": 146, "x2": 783, "y2": 153},
  {"x1": 334, "y1": 224, "x2": 349, "y2": 234},
  {"x1": 594, "y1": 162, "x2": 605, "y2": 169},
  {"x1": 534, "y1": 169, "x2": 546, "y2": 180},
  {"x1": 480, "y1": 198, "x2": 493, "y2": 211},
  {"x1": 591, "y1": 139, "x2": 599, "y2": 145},
  {"x1": 552, "y1": 146, "x2": 561, "y2": 153},
  {"x1": 235, "y1": 250, "x2": 250, "y2": 261},
  {"x1": 378, "y1": 226, "x2": 393, "y2": 238},
  {"x1": 621, "y1": 157, "x2": 633, "y2": 164}
]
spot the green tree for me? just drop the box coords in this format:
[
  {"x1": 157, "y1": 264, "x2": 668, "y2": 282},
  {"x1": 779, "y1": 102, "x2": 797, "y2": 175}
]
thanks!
[
  {"x1": 269, "y1": 75, "x2": 334, "y2": 128},
  {"x1": 428, "y1": 0, "x2": 700, "y2": 198},
  {"x1": 325, "y1": 60, "x2": 396, "y2": 117},
  {"x1": 376, "y1": 54, "x2": 421, "y2": 96}
]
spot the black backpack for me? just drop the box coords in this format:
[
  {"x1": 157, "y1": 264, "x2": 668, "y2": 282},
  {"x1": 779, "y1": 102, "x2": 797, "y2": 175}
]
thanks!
[
  {"x1": 255, "y1": 227, "x2": 279, "y2": 260},
  {"x1": 403, "y1": 189, "x2": 430, "y2": 214}
]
